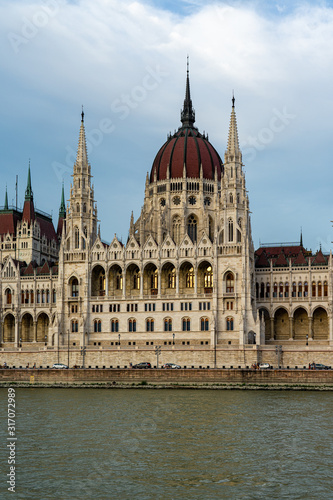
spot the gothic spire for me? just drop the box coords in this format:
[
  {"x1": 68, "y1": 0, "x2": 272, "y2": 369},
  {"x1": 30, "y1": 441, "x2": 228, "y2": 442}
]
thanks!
[
  {"x1": 4, "y1": 186, "x2": 8, "y2": 210},
  {"x1": 76, "y1": 108, "x2": 89, "y2": 167},
  {"x1": 25, "y1": 161, "x2": 33, "y2": 201},
  {"x1": 226, "y1": 93, "x2": 240, "y2": 155},
  {"x1": 180, "y1": 56, "x2": 195, "y2": 127},
  {"x1": 59, "y1": 182, "x2": 66, "y2": 218}
]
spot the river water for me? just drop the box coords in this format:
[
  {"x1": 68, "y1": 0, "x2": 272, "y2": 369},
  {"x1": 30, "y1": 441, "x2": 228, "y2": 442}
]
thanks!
[{"x1": 1, "y1": 388, "x2": 333, "y2": 499}]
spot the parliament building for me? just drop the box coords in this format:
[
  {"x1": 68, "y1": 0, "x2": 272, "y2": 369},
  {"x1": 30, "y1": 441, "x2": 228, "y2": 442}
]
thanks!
[{"x1": 0, "y1": 70, "x2": 332, "y2": 368}]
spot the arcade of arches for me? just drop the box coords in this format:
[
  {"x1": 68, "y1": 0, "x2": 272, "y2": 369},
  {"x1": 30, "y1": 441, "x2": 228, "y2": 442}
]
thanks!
[
  {"x1": 2, "y1": 312, "x2": 50, "y2": 343},
  {"x1": 260, "y1": 307, "x2": 329, "y2": 342},
  {"x1": 90, "y1": 261, "x2": 214, "y2": 298}
]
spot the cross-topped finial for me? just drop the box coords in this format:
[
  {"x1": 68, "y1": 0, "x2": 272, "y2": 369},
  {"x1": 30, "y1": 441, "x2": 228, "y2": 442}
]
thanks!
[
  {"x1": 232, "y1": 90, "x2": 235, "y2": 108},
  {"x1": 81, "y1": 105, "x2": 84, "y2": 122}
]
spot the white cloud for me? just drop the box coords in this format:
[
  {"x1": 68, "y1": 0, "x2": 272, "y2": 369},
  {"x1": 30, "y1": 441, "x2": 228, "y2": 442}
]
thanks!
[{"x1": 0, "y1": 0, "x2": 333, "y2": 248}]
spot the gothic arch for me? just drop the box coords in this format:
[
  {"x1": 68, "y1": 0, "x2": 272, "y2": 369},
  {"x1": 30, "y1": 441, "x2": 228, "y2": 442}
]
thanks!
[{"x1": 312, "y1": 306, "x2": 328, "y2": 340}]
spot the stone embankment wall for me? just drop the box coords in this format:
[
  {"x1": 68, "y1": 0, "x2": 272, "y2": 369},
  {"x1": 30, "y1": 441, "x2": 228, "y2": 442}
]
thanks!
[
  {"x1": 0, "y1": 345, "x2": 333, "y2": 370},
  {"x1": 1, "y1": 368, "x2": 333, "y2": 385}
]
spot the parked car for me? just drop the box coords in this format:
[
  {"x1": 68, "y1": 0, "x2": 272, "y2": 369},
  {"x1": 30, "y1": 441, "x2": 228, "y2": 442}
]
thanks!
[
  {"x1": 259, "y1": 363, "x2": 270, "y2": 369},
  {"x1": 310, "y1": 363, "x2": 330, "y2": 370},
  {"x1": 52, "y1": 363, "x2": 68, "y2": 369},
  {"x1": 162, "y1": 363, "x2": 181, "y2": 369},
  {"x1": 132, "y1": 362, "x2": 151, "y2": 369}
]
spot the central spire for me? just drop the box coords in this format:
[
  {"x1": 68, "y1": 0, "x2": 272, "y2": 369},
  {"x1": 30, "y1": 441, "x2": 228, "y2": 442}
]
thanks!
[{"x1": 180, "y1": 56, "x2": 195, "y2": 127}]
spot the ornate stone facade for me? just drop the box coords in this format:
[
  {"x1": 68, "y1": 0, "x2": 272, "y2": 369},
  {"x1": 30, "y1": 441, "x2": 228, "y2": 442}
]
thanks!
[{"x1": 0, "y1": 72, "x2": 331, "y2": 367}]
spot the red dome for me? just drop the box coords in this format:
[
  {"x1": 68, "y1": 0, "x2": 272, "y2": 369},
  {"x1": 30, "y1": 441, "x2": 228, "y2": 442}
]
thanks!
[{"x1": 150, "y1": 126, "x2": 223, "y2": 183}]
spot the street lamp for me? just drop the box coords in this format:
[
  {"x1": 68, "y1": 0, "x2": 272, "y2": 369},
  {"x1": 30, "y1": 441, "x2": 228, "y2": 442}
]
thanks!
[
  {"x1": 306, "y1": 334, "x2": 308, "y2": 346},
  {"x1": 44, "y1": 335, "x2": 47, "y2": 346},
  {"x1": 172, "y1": 333, "x2": 175, "y2": 345},
  {"x1": 118, "y1": 333, "x2": 121, "y2": 346},
  {"x1": 19, "y1": 337, "x2": 22, "y2": 348}
]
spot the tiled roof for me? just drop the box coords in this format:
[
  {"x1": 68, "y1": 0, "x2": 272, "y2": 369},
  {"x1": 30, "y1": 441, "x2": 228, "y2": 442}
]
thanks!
[
  {"x1": 0, "y1": 212, "x2": 21, "y2": 237},
  {"x1": 255, "y1": 251, "x2": 270, "y2": 267},
  {"x1": 311, "y1": 249, "x2": 327, "y2": 266},
  {"x1": 292, "y1": 250, "x2": 308, "y2": 266},
  {"x1": 274, "y1": 250, "x2": 288, "y2": 267}
]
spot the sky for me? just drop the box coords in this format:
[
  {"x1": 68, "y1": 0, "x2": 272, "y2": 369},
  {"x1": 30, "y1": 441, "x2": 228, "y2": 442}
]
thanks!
[{"x1": 1, "y1": 0, "x2": 333, "y2": 252}]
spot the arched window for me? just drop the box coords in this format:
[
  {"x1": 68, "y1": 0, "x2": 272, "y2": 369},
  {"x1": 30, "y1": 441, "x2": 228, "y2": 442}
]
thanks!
[
  {"x1": 182, "y1": 317, "x2": 191, "y2": 331},
  {"x1": 260, "y1": 283, "x2": 265, "y2": 299},
  {"x1": 133, "y1": 271, "x2": 140, "y2": 290},
  {"x1": 229, "y1": 193, "x2": 233, "y2": 204},
  {"x1": 30, "y1": 290, "x2": 34, "y2": 304},
  {"x1": 186, "y1": 267, "x2": 194, "y2": 288},
  {"x1": 94, "y1": 320, "x2": 101, "y2": 333},
  {"x1": 318, "y1": 281, "x2": 322, "y2": 297},
  {"x1": 74, "y1": 227, "x2": 79, "y2": 249},
  {"x1": 204, "y1": 266, "x2": 213, "y2": 288},
  {"x1": 76, "y1": 203, "x2": 80, "y2": 213},
  {"x1": 71, "y1": 278, "x2": 79, "y2": 297},
  {"x1": 83, "y1": 203, "x2": 86, "y2": 213},
  {"x1": 41, "y1": 290, "x2": 45, "y2": 304},
  {"x1": 37, "y1": 290, "x2": 40, "y2": 303},
  {"x1": 219, "y1": 230, "x2": 224, "y2": 245},
  {"x1": 256, "y1": 282, "x2": 259, "y2": 299},
  {"x1": 172, "y1": 216, "x2": 181, "y2": 245},
  {"x1": 312, "y1": 281, "x2": 316, "y2": 297},
  {"x1": 237, "y1": 193, "x2": 240, "y2": 204},
  {"x1": 304, "y1": 282, "x2": 308, "y2": 297},
  {"x1": 324, "y1": 281, "x2": 328, "y2": 297},
  {"x1": 273, "y1": 283, "x2": 278, "y2": 298},
  {"x1": 116, "y1": 272, "x2": 123, "y2": 290},
  {"x1": 111, "y1": 319, "x2": 119, "y2": 332},
  {"x1": 164, "y1": 318, "x2": 172, "y2": 332},
  {"x1": 226, "y1": 272, "x2": 234, "y2": 293},
  {"x1": 285, "y1": 282, "x2": 289, "y2": 298},
  {"x1": 298, "y1": 282, "x2": 302, "y2": 298},
  {"x1": 128, "y1": 319, "x2": 136, "y2": 332},
  {"x1": 52, "y1": 289, "x2": 56, "y2": 303},
  {"x1": 168, "y1": 269, "x2": 176, "y2": 288},
  {"x1": 228, "y1": 220, "x2": 233, "y2": 242},
  {"x1": 151, "y1": 270, "x2": 158, "y2": 290},
  {"x1": 146, "y1": 319, "x2": 154, "y2": 332},
  {"x1": 279, "y1": 282, "x2": 283, "y2": 298},
  {"x1": 226, "y1": 317, "x2": 234, "y2": 331},
  {"x1": 21, "y1": 291, "x2": 24, "y2": 304},
  {"x1": 266, "y1": 283, "x2": 270, "y2": 298},
  {"x1": 187, "y1": 215, "x2": 197, "y2": 243},
  {"x1": 237, "y1": 230, "x2": 241, "y2": 243},
  {"x1": 292, "y1": 282, "x2": 296, "y2": 297},
  {"x1": 46, "y1": 289, "x2": 50, "y2": 303},
  {"x1": 71, "y1": 320, "x2": 78, "y2": 333},
  {"x1": 200, "y1": 318, "x2": 209, "y2": 331}
]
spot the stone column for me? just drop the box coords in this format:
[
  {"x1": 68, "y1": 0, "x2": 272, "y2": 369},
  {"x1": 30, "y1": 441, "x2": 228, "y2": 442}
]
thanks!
[
  {"x1": 0, "y1": 321, "x2": 3, "y2": 345},
  {"x1": 289, "y1": 317, "x2": 294, "y2": 340},
  {"x1": 194, "y1": 265, "x2": 198, "y2": 295},
  {"x1": 15, "y1": 317, "x2": 19, "y2": 348},
  {"x1": 270, "y1": 317, "x2": 275, "y2": 340},
  {"x1": 308, "y1": 316, "x2": 313, "y2": 340},
  {"x1": 122, "y1": 268, "x2": 126, "y2": 299},
  {"x1": 105, "y1": 270, "x2": 109, "y2": 299},
  {"x1": 176, "y1": 268, "x2": 179, "y2": 296},
  {"x1": 34, "y1": 321, "x2": 37, "y2": 342},
  {"x1": 139, "y1": 267, "x2": 143, "y2": 298},
  {"x1": 157, "y1": 266, "x2": 161, "y2": 298}
]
